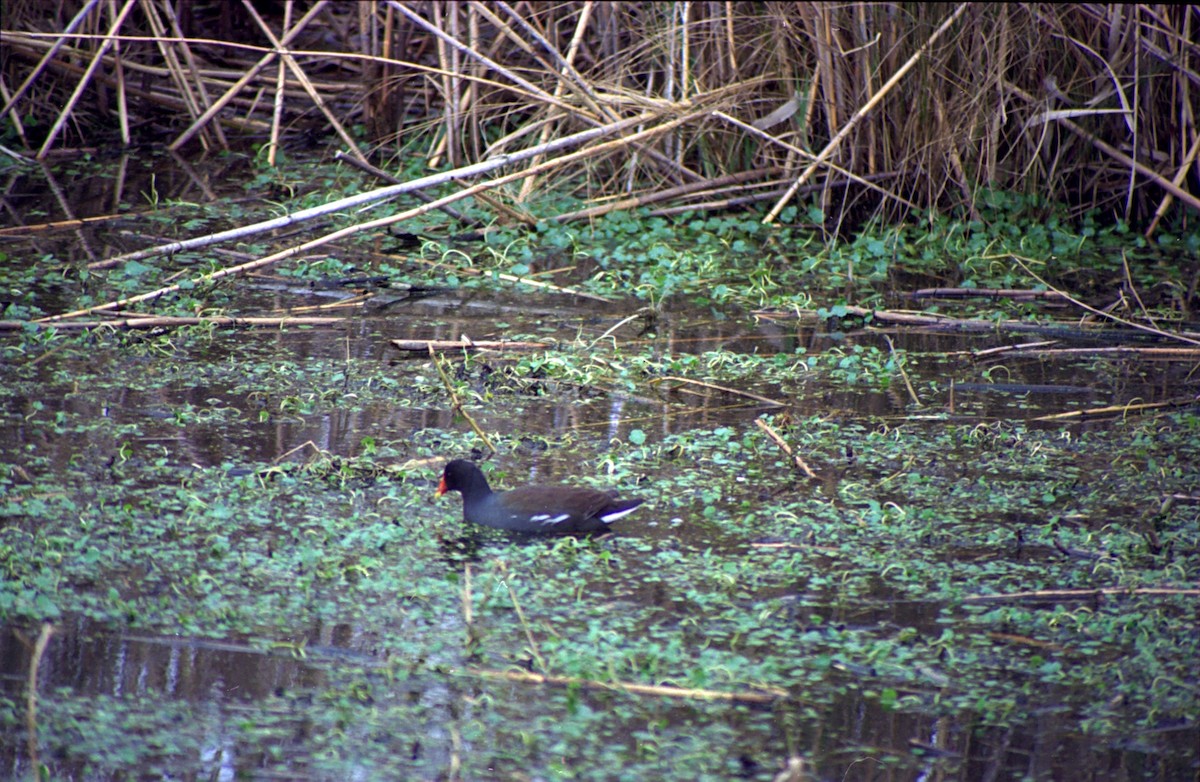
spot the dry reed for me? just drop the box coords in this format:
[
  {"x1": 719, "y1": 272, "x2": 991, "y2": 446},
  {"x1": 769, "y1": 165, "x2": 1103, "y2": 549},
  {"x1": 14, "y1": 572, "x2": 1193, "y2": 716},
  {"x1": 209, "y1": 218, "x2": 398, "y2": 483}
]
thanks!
[{"x1": 1, "y1": 2, "x2": 1196, "y2": 229}]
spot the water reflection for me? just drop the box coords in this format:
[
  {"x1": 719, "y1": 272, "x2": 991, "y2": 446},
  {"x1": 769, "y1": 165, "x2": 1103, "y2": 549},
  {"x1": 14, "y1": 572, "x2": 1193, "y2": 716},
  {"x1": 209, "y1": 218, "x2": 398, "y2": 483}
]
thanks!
[{"x1": 2, "y1": 618, "x2": 1194, "y2": 781}]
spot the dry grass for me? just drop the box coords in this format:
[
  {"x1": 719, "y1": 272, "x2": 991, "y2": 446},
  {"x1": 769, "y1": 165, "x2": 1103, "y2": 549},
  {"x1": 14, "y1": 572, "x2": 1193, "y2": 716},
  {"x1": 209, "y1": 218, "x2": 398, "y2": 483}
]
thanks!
[{"x1": 2, "y1": 2, "x2": 1196, "y2": 229}]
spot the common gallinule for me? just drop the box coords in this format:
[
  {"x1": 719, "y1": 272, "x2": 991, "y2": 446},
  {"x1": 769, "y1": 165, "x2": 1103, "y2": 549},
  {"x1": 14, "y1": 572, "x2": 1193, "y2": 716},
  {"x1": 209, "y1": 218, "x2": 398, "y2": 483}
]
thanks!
[{"x1": 436, "y1": 459, "x2": 642, "y2": 533}]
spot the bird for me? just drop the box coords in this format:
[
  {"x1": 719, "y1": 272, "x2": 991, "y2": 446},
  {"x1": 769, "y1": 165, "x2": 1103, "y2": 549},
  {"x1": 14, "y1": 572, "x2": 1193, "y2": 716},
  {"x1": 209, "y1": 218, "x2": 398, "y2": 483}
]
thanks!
[{"x1": 436, "y1": 459, "x2": 643, "y2": 534}]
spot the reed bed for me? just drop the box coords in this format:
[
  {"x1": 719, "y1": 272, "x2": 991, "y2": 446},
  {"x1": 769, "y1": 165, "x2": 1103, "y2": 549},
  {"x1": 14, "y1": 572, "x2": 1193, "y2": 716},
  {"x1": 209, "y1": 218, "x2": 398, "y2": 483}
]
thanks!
[{"x1": 2, "y1": 2, "x2": 1196, "y2": 229}]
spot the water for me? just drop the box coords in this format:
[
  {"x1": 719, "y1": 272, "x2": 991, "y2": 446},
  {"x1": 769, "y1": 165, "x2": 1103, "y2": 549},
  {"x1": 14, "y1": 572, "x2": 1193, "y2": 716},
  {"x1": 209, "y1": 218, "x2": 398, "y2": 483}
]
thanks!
[{"x1": 2, "y1": 149, "x2": 1196, "y2": 781}]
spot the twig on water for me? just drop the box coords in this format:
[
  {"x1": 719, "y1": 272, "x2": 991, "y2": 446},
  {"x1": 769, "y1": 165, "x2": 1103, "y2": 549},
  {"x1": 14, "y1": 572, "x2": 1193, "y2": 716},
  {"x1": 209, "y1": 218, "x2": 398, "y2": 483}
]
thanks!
[
  {"x1": 431, "y1": 346, "x2": 496, "y2": 454},
  {"x1": 465, "y1": 667, "x2": 786, "y2": 703},
  {"x1": 650, "y1": 376, "x2": 786, "y2": 407},
  {"x1": 591, "y1": 307, "x2": 653, "y2": 348},
  {"x1": 1033, "y1": 396, "x2": 1198, "y2": 422},
  {"x1": 26, "y1": 622, "x2": 55, "y2": 774},
  {"x1": 964, "y1": 587, "x2": 1200, "y2": 602},
  {"x1": 498, "y1": 561, "x2": 546, "y2": 674},
  {"x1": 393, "y1": 338, "x2": 549, "y2": 352},
  {"x1": 754, "y1": 418, "x2": 817, "y2": 479},
  {"x1": 1010, "y1": 255, "x2": 1200, "y2": 347},
  {"x1": 883, "y1": 334, "x2": 921, "y2": 407}
]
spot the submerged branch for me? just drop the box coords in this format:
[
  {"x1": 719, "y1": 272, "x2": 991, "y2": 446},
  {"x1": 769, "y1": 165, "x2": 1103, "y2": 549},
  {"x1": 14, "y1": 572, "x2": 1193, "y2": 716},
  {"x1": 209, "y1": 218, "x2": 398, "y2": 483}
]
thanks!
[
  {"x1": 754, "y1": 418, "x2": 818, "y2": 478},
  {"x1": 1, "y1": 315, "x2": 346, "y2": 330},
  {"x1": 431, "y1": 346, "x2": 496, "y2": 455},
  {"x1": 651, "y1": 376, "x2": 786, "y2": 407},
  {"x1": 964, "y1": 587, "x2": 1200, "y2": 602},
  {"x1": 466, "y1": 666, "x2": 787, "y2": 703},
  {"x1": 393, "y1": 339, "x2": 549, "y2": 352},
  {"x1": 43, "y1": 111, "x2": 674, "y2": 322},
  {"x1": 1033, "y1": 396, "x2": 1199, "y2": 422}
]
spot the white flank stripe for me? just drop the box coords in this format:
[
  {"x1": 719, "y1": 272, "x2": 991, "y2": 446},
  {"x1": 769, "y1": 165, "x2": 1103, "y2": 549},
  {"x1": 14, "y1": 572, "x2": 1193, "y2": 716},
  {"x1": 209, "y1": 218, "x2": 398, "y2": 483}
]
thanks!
[{"x1": 599, "y1": 505, "x2": 640, "y2": 523}]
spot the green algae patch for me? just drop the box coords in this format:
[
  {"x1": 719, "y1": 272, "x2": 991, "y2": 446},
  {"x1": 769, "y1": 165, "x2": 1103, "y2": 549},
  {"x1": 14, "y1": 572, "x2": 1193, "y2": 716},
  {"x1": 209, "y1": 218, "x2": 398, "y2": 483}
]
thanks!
[{"x1": 3, "y1": 410, "x2": 1198, "y2": 779}]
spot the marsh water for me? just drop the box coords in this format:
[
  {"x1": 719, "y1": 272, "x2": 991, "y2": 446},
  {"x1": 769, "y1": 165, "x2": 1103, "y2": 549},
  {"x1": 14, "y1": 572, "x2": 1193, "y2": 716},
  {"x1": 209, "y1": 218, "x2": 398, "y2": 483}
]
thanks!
[{"x1": 2, "y1": 150, "x2": 1197, "y2": 780}]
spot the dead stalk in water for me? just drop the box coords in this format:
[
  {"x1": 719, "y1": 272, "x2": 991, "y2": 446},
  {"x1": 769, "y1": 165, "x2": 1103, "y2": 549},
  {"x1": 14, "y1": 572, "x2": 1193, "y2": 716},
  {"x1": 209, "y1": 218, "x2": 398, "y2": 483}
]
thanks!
[{"x1": 431, "y1": 347, "x2": 496, "y2": 454}]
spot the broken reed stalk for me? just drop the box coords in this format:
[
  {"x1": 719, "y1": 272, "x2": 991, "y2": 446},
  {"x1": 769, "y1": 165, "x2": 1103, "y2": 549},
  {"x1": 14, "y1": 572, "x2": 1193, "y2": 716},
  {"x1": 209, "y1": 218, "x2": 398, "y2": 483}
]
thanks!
[
  {"x1": 267, "y1": 1, "x2": 292, "y2": 166},
  {"x1": 0, "y1": 316, "x2": 347, "y2": 331},
  {"x1": 243, "y1": 2, "x2": 367, "y2": 161},
  {"x1": 36, "y1": 0, "x2": 138, "y2": 159},
  {"x1": 754, "y1": 418, "x2": 817, "y2": 479},
  {"x1": 0, "y1": 212, "x2": 129, "y2": 236},
  {"x1": 2, "y1": 31, "x2": 335, "y2": 98},
  {"x1": 1121, "y1": 252, "x2": 1159, "y2": 329},
  {"x1": 882, "y1": 334, "x2": 921, "y2": 407},
  {"x1": 932, "y1": 89, "x2": 980, "y2": 222},
  {"x1": 400, "y1": 252, "x2": 612, "y2": 302},
  {"x1": 1003, "y1": 79, "x2": 1200, "y2": 217},
  {"x1": 757, "y1": 306, "x2": 1200, "y2": 344},
  {"x1": 414, "y1": 0, "x2": 716, "y2": 184},
  {"x1": 279, "y1": 294, "x2": 373, "y2": 314},
  {"x1": 462, "y1": 563, "x2": 478, "y2": 654},
  {"x1": 504, "y1": 0, "x2": 603, "y2": 200},
  {"x1": 0, "y1": 0, "x2": 100, "y2": 125},
  {"x1": 390, "y1": 0, "x2": 583, "y2": 121},
  {"x1": 275, "y1": 103, "x2": 693, "y2": 262},
  {"x1": 46, "y1": 110, "x2": 671, "y2": 320},
  {"x1": 169, "y1": 1, "x2": 330, "y2": 152},
  {"x1": 650, "y1": 376, "x2": 786, "y2": 407},
  {"x1": 332, "y1": 150, "x2": 483, "y2": 226},
  {"x1": 1033, "y1": 397, "x2": 1199, "y2": 422},
  {"x1": 964, "y1": 587, "x2": 1200, "y2": 602},
  {"x1": 1009, "y1": 256, "x2": 1200, "y2": 347},
  {"x1": 979, "y1": 346, "x2": 1200, "y2": 359},
  {"x1": 25, "y1": 622, "x2": 55, "y2": 770},
  {"x1": 466, "y1": 666, "x2": 787, "y2": 703},
  {"x1": 908, "y1": 288, "x2": 1069, "y2": 301},
  {"x1": 987, "y1": 632, "x2": 1068, "y2": 652},
  {"x1": 712, "y1": 110, "x2": 918, "y2": 212},
  {"x1": 6, "y1": 4, "x2": 1197, "y2": 226},
  {"x1": 269, "y1": 440, "x2": 329, "y2": 466},
  {"x1": 590, "y1": 308, "x2": 652, "y2": 348},
  {"x1": 498, "y1": 561, "x2": 547, "y2": 674},
  {"x1": 430, "y1": 346, "x2": 496, "y2": 455},
  {"x1": 764, "y1": 2, "x2": 971, "y2": 223},
  {"x1": 111, "y1": 0, "x2": 128, "y2": 146},
  {"x1": 553, "y1": 166, "x2": 789, "y2": 223},
  {"x1": 393, "y1": 338, "x2": 549, "y2": 353},
  {"x1": 142, "y1": 0, "x2": 225, "y2": 150},
  {"x1": 646, "y1": 190, "x2": 789, "y2": 217},
  {"x1": 970, "y1": 341, "x2": 1060, "y2": 358},
  {"x1": 643, "y1": 176, "x2": 901, "y2": 217},
  {"x1": 1145, "y1": 132, "x2": 1200, "y2": 237}
]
